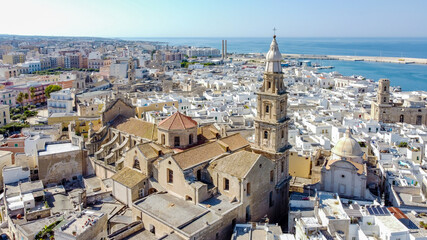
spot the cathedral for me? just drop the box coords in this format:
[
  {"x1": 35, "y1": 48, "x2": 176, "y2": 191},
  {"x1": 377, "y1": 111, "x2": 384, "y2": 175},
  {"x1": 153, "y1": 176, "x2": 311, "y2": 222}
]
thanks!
[
  {"x1": 85, "y1": 36, "x2": 291, "y2": 239},
  {"x1": 371, "y1": 78, "x2": 427, "y2": 125}
]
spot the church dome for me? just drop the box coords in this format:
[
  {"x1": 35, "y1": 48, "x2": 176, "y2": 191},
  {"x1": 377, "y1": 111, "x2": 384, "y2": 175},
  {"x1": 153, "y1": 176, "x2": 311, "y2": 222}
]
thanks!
[
  {"x1": 332, "y1": 128, "x2": 364, "y2": 158},
  {"x1": 265, "y1": 36, "x2": 283, "y2": 73}
]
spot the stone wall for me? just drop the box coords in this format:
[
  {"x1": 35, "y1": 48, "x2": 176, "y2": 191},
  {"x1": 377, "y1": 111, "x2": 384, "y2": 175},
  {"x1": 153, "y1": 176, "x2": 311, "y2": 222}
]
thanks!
[{"x1": 37, "y1": 149, "x2": 87, "y2": 185}]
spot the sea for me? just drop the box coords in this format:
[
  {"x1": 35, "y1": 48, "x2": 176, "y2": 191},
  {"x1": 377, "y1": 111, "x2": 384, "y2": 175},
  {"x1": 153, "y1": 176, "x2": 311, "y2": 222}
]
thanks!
[{"x1": 124, "y1": 37, "x2": 427, "y2": 91}]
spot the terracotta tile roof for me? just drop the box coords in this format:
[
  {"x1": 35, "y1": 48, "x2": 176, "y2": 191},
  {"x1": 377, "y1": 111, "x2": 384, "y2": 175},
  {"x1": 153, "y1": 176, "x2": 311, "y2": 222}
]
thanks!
[
  {"x1": 197, "y1": 125, "x2": 219, "y2": 141},
  {"x1": 212, "y1": 151, "x2": 261, "y2": 179},
  {"x1": 325, "y1": 159, "x2": 364, "y2": 174},
  {"x1": 388, "y1": 207, "x2": 409, "y2": 219},
  {"x1": 171, "y1": 133, "x2": 248, "y2": 170},
  {"x1": 111, "y1": 167, "x2": 147, "y2": 188},
  {"x1": 158, "y1": 112, "x2": 197, "y2": 130},
  {"x1": 217, "y1": 133, "x2": 249, "y2": 151},
  {"x1": 173, "y1": 141, "x2": 226, "y2": 170},
  {"x1": 111, "y1": 116, "x2": 157, "y2": 140},
  {"x1": 137, "y1": 142, "x2": 173, "y2": 159}
]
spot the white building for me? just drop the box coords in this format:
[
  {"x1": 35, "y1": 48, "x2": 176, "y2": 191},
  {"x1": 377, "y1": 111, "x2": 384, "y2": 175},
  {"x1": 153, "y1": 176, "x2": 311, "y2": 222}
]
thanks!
[{"x1": 48, "y1": 88, "x2": 73, "y2": 115}]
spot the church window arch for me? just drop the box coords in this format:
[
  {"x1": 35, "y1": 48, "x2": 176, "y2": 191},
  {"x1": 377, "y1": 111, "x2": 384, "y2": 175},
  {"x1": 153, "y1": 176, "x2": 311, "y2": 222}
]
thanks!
[{"x1": 133, "y1": 156, "x2": 140, "y2": 170}]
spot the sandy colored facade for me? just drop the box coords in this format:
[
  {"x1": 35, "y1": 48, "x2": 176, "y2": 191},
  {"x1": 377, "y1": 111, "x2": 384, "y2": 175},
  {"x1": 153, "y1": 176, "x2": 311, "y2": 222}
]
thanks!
[
  {"x1": 371, "y1": 79, "x2": 427, "y2": 125},
  {"x1": 289, "y1": 150, "x2": 312, "y2": 179}
]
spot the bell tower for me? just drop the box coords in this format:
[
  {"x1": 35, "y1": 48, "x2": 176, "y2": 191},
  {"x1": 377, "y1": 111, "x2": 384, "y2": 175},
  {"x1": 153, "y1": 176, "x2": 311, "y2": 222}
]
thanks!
[
  {"x1": 253, "y1": 35, "x2": 291, "y2": 228},
  {"x1": 371, "y1": 78, "x2": 392, "y2": 122},
  {"x1": 254, "y1": 35, "x2": 289, "y2": 153},
  {"x1": 127, "y1": 57, "x2": 135, "y2": 84},
  {"x1": 377, "y1": 79, "x2": 390, "y2": 105}
]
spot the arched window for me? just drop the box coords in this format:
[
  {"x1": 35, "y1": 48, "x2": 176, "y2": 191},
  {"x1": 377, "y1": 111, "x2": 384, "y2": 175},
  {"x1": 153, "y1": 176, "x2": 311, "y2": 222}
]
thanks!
[
  {"x1": 161, "y1": 134, "x2": 165, "y2": 145},
  {"x1": 133, "y1": 157, "x2": 140, "y2": 170},
  {"x1": 189, "y1": 134, "x2": 193, "y2": 145},
  {"x1": 264, "y1": 131, "x2": 268, "y2": 139},
  {"x1": 265, "y1": 105, "x2": 269, "y2": 113},
  {"x1": 383, "y1": 97, "x2": 387, "y2": 103},
  {"x1": 384, "y1": 86, "x2": 387, "y2": 91},
  {"x1": 400, "y1": 115, "x2": 404, "y2": 123}
]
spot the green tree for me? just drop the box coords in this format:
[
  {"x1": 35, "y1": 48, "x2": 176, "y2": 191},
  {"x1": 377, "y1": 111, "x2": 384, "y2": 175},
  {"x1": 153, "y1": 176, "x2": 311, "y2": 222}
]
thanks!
[
  {"x1": 16, "y1": 92, "x2": 25, "y2": 112},
  {"x1": 45, "y1": 85, "x2": 62, "y2": 98},
  {"x1": 29, "y1": 87, "x2": 36, "y2": 99}
]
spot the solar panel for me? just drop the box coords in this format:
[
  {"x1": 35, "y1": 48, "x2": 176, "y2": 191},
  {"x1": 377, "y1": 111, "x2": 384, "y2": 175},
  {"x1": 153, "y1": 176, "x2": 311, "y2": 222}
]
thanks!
[
  {"x1": 367, "y1": 206, "x2": 391, "y2": 216},
  {"x1": 381, "y1": 207, "x2": 390, "y2": 215},
  {"x1": 372, "y1": 207, "x2": 379, "y2": 215}
]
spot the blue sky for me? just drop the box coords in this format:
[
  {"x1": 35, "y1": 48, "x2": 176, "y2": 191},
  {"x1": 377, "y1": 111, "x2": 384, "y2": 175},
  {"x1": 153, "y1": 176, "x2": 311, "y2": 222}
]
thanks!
[{"x1": 2, "y1": 0, "x2": 427, "y2": 38}]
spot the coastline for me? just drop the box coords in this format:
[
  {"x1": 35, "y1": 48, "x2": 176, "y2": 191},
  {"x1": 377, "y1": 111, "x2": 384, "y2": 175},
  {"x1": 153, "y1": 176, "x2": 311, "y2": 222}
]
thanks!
[{"x1": 282, "y1": 54, "x2": 427, "y2": 65}]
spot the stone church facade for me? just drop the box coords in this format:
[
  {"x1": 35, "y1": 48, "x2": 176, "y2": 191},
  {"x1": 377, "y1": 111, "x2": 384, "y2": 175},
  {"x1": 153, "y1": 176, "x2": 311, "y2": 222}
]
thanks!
[{"x1": 371, "y1": 78, "x2": 427, "y2": 125}]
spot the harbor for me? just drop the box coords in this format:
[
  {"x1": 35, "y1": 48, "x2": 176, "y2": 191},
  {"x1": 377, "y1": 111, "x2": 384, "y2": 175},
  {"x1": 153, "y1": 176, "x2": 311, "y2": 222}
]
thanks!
[{"x1": 283, "y1": 53, "x2": 427, "y2": 65}]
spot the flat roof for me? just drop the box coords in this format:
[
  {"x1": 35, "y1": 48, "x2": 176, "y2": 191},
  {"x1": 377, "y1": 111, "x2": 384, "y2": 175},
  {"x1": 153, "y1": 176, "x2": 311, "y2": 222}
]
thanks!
[
  {"x1": 134, "y1": 193, "x2": 210, "y2": 232},
  {"x1": 376, "y1": 215, "x2": 408, "y2": 233},
  {"x1": 39, "y1": 143, "x2": 80, "y2": 156}
]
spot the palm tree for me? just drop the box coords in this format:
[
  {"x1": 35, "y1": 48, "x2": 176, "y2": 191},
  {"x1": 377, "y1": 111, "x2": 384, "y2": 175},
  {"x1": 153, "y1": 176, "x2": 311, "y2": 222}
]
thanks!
[
  {"x1": 29, "y1": 87, "x2": 36, "y2": 99},
  {"x1": 16, "y1": 92, "x2": 24, "y2": 113}
]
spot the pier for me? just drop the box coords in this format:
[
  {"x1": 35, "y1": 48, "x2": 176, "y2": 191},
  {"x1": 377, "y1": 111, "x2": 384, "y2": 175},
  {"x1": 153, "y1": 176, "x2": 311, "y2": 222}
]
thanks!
[{"x1": 283, "y1": 54, "x2": 427, "y2": 65}]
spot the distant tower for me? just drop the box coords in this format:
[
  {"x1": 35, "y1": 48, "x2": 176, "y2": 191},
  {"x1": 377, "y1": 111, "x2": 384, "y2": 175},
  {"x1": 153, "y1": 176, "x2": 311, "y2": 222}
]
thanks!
[
  {"x1": 377, "y1": 79, "x2": 390, "y2": 105},
  {"x1": 371, "y1": 79, "x2": 392, "y2": 122},
  {"x1": 252, "y1": 35, "x2": 290, "y2": 227},
  {"x1": 224, "y1": 40, "x2": 227, "y2": 59},
  {"x1": 127, "y1": 57, "x2": 135, "y2": 84},
  {"x1": 221, "y1": 40, "x2": 225, "y2": 59}
]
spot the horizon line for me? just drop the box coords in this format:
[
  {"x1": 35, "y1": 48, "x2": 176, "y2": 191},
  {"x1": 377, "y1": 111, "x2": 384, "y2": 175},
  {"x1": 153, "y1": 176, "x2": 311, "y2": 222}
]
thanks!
[{"x1": 2, "y1": 33, "x2": 427, "y2": 40}]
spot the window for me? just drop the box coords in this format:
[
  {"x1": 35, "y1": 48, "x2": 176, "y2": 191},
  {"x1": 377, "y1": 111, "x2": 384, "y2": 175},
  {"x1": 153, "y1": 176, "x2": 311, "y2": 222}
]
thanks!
[
  {"x1": 270, "y1": 170, "x2": 274, "y2": 182},
  {"x1": 14, "y1": 143, "x2": 18, "y2": 147},
  {"x1": 224, "y1": 178, "x2": 229, "y2": 191},
  {"x1": 281, "y1": 130, "x2": 284, "y2": 139},
  {"x1": 264, "y1": 131, "x2": 268, "y2": 139},
  {"x1": 269, "y1": 191, "x2": 274, "y2": 207},
  {"x1": 189, "y1": 134, "x2": 193, "y2": 145},
  {"x1": 384, "y1": 86, "x2": 387, "y2": 91},
  {"x1": 265, "y1": 105, "x2": 269, "y2": 113},
  {"x1": 167, "y1": 168, "x2": 173, "y2": 184},
  {"x1": 281, "y1": 160, "x2": 284, "y2": 173},
  {"x1": 246, "y1": 183, "x2": 251, "y2": 196},
  {"x1": 138, "y1": 188, "x2": 144, "y2": 198},
  {"x1": 400, "y1": 115, "x2": 404, "y2": 123},
  {"x1": 133, "y1": 157, "x2": 140, "y2": 170},
  {"x1": 149, "y1": 225, "x2": 155, "y2": 234},
  {"x1": 174, "y1": 136, "x2": 180, "y2": 147},
  {"x1": 383, "y1": 97, "x2": 387, "y2": 103},
  {"x1": 268, "y1": 81, "x2": 271, "y2": 89},
  {"x1": 341, "y1": 174, "x2": 345, "y2": 178},
  {"x1": 161, "y1": 134, "x2": 165, "y2": 145}
]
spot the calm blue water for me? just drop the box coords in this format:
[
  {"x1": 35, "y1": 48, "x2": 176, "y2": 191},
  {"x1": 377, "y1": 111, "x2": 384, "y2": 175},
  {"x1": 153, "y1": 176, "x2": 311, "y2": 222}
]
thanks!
[
  {"x1": 124, "y1": 37, "x2": 427, "y2": 91},
  {"x1": 316, "y1": 60, "x2": 427, "y2": 91},
  {"x1": 126, "y1": 37, "x2": 427, "y2": 58}
]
